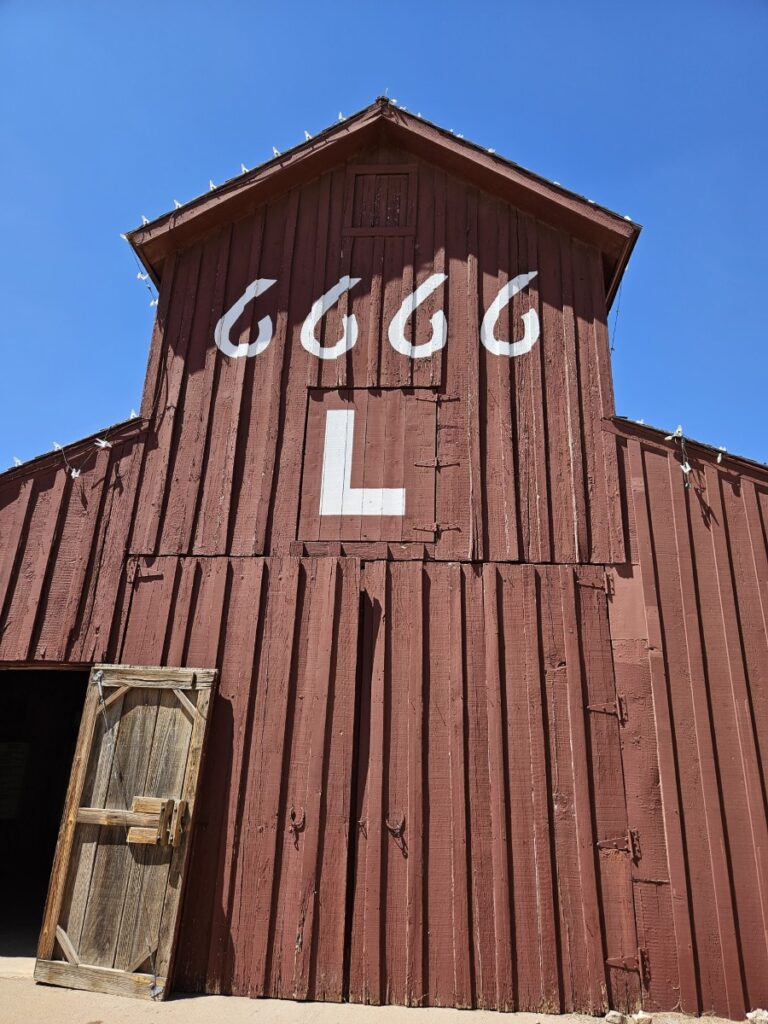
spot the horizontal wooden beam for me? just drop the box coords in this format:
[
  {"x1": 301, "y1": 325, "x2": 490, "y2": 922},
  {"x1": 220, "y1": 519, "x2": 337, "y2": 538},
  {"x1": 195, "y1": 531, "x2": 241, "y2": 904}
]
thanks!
[
  {"x1": 34, "y1": 959, "x2": 166, "y2": 999},
  {"x1": 92, "y1": 664, "x2": 217, "y2": 689},
  {"x1": 76, "y1": 807, "x2": 160, "y2": 829}
]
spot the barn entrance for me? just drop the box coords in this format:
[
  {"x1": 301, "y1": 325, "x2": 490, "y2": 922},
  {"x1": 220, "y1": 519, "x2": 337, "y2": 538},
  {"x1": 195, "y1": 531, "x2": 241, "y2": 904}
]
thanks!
[{"x1": 0, "y1": 667, "x2": 87, "y2": 957}]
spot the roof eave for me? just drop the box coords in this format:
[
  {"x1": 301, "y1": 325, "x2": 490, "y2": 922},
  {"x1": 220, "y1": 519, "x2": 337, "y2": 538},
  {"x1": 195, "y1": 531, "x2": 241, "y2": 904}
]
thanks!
[
  {"x1": 0, "y1": 417, "x2": 146, "y2": 484},
  {"x1": 608, "y1": 416, "x2": 768, "y2": 480},
  {"x1": 127, "y1": 98, "x2": 640, "y2": 301}
]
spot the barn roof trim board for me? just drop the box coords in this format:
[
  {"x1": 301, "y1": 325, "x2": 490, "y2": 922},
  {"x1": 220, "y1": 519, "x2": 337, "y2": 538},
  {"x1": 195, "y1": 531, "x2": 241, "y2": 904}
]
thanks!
[
  {"x1": 0, "y1": 417, "x2": 145, "y2": 483},
  {"x1": 126, "y1": 96, "x2": 640, "y2": 306},
  {"x1": 608, "y1": 417, "x2": 768, "y2": 479}
]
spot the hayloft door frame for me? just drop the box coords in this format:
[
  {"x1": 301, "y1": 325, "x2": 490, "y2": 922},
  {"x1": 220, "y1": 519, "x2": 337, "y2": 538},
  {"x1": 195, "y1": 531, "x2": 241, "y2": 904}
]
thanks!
[{"x1": 34, "y1": 663, "x2": 217, "y2": 1000}]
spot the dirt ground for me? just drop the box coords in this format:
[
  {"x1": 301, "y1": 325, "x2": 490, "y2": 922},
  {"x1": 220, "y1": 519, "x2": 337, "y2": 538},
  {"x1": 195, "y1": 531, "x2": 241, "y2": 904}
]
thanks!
[{"x1": 0, "y1": 958, "x2": 746, "y2": 1024}]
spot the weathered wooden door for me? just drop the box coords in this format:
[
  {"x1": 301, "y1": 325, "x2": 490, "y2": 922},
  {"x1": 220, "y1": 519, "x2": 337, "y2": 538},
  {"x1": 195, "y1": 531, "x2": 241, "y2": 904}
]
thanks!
[{"x1": 34, "y1": 663, "x2": 217, "y2": 1000}]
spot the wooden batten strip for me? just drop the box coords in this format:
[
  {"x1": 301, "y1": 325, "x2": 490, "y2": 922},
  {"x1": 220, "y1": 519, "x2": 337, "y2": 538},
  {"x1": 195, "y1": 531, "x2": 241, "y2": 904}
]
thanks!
[
  {"x1": 559, "y1": 566, "x2": 605, "y2": 1011},
  {"x1": 405, "y1": 565, "x2": 425, "y2": 1004},
  {"x1": 103, "y1": 685, "x2": 130, "y2": 710},
  {"x1": 55, "y1": 446, "x2": 114, "y2": 653},
  {"x1": 75, "y1": 807, "x2": 162, "y2": 829},
  {"x1": 559, "y1": 233, "x2": 588, "y2": 560},
  {"x1": 173, "y1": 687, "x2": 203, "y2": 721},
  {"x1": 36, "y1": 683, "x2": 100, "y2": 961},
  {"x1": 521, "y1": 213, "x2": 550, "y2": 562},
  {"x1": 464, "y1": 192, "x2": 484, "y2": 561},
  {"x1": 448, "y1": 564, "x2": 472, "y2": 1003},
  {"x1": 482, "y1": 565, "x2": 514, "y2": 1008},
  {"x1": 666, "y1": 456, "x2": 743, "y2": 1013},
  {"x1": 93, "y1": 664, "x2": 216, "y2": 688},
  {"x1": 0, "y1": 478, "x2": 35, "y2": 640},
  {"x1": 521, "y1": 568, "x2": 560, "y2": 1005},
  {"x1": 14, "y1": 470, "x2": 71, "y2": 660},
  {"x1": 363, "y1": 560, "x2": 386, "y2": 1002},
  {"x1": 55, "y1": 926, "x2": 80, "y2": 966},
  {"x1": 627, "y1": 438, "x2": 698, "y2": 1010}
]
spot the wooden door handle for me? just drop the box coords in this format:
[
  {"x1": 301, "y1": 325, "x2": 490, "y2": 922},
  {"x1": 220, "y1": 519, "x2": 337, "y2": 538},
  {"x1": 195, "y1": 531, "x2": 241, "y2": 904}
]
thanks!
[{"x1": 75, "y1": 796, "x2": 185, "y2": 846}]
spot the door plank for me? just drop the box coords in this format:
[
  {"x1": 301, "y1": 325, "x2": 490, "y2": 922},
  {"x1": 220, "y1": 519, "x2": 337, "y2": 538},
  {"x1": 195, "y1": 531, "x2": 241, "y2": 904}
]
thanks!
[
  {"x1": 37, "y1": 680, "x2": 100, "y2": 961},
  {"x1": 77, "y1": 688, "x2": 162, "y2": 967},
  {"x1": 156, "y1": 686, "x2": 213, "y2": 980},
  {"x1": 62, "y1": 692, "x2": 127, "y2": 956},
  {"x1": 114, "y1": 690, "x2": 193, "y2": 973}
]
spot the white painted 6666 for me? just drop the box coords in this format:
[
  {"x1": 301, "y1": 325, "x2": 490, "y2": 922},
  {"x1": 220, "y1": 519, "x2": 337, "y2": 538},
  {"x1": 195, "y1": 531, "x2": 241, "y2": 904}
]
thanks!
[{"x1": 214, "y1": 272, "x2": 539, "y2": 360}]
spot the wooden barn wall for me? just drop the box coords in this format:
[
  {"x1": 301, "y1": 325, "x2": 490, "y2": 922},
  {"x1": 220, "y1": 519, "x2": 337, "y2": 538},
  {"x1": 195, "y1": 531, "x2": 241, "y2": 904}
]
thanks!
[
  {"x1": 1, "y1": 146, "x2": 766, "y2": 1020},
  {"x1": 609, "y1": 426, "x2": 768, "y2": 1019},
  {"x1": 132, "y1": 148, "x2": 623, "y2": 565},
  {"x1": 109, "y1": 554, "x2": 639, "y2": 1013},
  {"x1": 0, "y1": 424, "x2": 145, "y2": 665}
]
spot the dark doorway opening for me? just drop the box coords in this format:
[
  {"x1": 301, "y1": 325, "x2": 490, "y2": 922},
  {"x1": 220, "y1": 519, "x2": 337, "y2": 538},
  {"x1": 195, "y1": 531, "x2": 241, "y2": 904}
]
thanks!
[{"x1": 0, "y1": 668, "x2": 88, "y2": 957}]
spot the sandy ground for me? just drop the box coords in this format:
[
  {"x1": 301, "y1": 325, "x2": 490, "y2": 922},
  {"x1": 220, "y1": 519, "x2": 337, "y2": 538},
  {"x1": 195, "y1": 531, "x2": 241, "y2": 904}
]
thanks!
[{"x1": 0, "y1": 957, "x2": 745, "y2": 1024}]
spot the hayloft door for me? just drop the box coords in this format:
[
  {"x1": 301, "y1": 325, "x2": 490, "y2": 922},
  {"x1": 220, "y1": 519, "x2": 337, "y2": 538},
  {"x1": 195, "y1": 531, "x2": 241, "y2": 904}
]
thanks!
[{"x1": 34, "y1": 663, "x2": 217, "y2": 1000}]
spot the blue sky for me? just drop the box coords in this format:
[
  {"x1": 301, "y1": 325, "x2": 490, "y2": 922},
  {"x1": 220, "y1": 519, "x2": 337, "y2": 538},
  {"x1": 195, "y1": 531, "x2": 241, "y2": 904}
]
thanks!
[{"x1": 1, "y1": 1, "x2": 766, "y2": 466}]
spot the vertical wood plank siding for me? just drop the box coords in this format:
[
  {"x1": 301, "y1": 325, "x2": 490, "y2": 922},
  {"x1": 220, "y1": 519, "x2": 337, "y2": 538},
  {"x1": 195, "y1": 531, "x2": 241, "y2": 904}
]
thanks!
[
  {"x1": 106, "y1": 555, "x2": 636, "y2": 1012},
  {"x1": 610, "y1": 424, "x2": 768, "y2": 1018},
  {"x1": 0, "y1": 422, "x2": 145, "y2": 664},
  {"x1": 1, "y1": 140, "x2": 766, "y2": 1017},
  {"x1": 129, "y1": 149, "x2": 622, "y2": 565}
]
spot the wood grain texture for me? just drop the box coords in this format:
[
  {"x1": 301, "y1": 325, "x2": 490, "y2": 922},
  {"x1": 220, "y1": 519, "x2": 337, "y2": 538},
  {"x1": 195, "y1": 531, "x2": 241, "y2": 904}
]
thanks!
[
  {"x1": 343, "y1": 561, "x2": 631, "y2": 1012},
  {"x1": 109, "y1": 147, "x2": 627, "y2": 564},
  {"x1": 35, "y1": 664, "x2": 216, "y2": 1001},
  {"x1": 34, "y1": 959, "x2": 165, "y2": 999},
  {"x1": 2, "y1": 113, "x2": 766, "y2": 1022}
]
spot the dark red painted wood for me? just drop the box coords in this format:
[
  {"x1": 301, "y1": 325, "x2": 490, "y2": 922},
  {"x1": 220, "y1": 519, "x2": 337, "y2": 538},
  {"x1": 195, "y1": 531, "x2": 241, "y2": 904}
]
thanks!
[
  {"x1": 113, "y1": 146, "x2": 626, "y2": 565},
  {"x1": 1, "y1": 111, "x2": 767, "y2": 1019}
]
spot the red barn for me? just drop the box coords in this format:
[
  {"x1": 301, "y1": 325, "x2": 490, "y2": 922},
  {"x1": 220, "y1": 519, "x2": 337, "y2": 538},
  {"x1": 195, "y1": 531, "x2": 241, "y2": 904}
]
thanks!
[{"x1": 1, "y1": 98, "x2": 766, "y2": 1018}]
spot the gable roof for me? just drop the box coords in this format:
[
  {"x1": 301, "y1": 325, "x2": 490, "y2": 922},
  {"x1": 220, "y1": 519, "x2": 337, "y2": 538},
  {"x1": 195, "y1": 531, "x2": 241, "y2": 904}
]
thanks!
[{"x1": 126, "y1": 97, "x2": 640, "y2": 306}]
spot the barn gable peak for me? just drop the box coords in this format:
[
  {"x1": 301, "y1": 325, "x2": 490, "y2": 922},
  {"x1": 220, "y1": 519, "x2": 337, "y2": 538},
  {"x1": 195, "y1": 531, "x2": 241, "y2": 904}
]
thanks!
[{"x1": 127, "y1": 97, "x2": 639, "y2": 306}]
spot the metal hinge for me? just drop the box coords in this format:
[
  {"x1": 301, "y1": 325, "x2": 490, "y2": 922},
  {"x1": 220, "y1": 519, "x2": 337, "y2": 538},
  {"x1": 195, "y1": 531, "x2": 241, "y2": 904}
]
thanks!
[
  {"x1": 586, "y1": 693, "x2": 628, "y2": 725},
  {"x1": 413, "y1": 522, "x2": 460, "y2": 537},
  {"x1": 415, "y1": 393, "x2": 459, "y2": 404},
  {"x1": 606, "y1": 947, "x2": 649, "y2": 984},
  {"x1": 575, "y1": 571, "x2": 614, "y2": 595},
  {"x1": 414, "y1": 457, "x2": 460, "y2": 469},
  {"x1": 597, "y1": 828, "x2": 641, "y2": 862}
]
